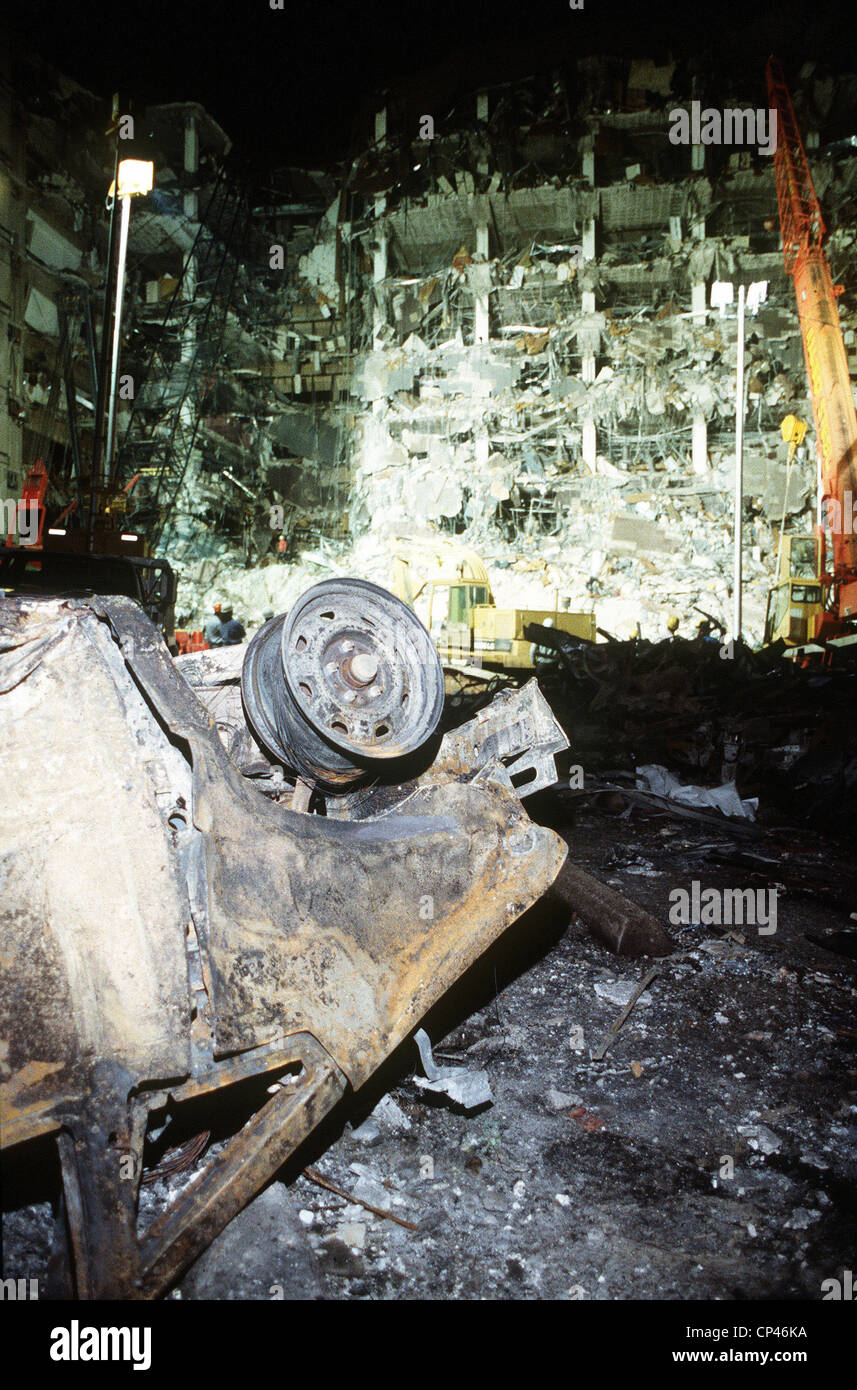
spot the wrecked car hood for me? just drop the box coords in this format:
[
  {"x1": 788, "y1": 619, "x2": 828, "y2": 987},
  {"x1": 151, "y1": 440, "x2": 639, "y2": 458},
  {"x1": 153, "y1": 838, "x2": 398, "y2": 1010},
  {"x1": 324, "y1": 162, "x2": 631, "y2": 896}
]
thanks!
[{"x1": 0, "y1": 595, "x2": 567, "y2": 1297}]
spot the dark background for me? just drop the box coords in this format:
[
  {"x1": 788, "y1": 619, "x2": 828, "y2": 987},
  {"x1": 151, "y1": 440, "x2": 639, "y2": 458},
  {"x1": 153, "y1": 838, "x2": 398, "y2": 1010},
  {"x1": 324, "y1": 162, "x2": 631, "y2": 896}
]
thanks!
[{"x1": 12, "y1": 0, "x2": 850, "y2": 166}]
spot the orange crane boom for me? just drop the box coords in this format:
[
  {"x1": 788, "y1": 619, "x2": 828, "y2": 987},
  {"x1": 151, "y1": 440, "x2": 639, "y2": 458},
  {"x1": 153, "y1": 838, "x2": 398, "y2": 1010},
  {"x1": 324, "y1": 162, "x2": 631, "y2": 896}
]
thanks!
[{"x1": 767, "y1": 56, "x2": 857, "y2": 621}]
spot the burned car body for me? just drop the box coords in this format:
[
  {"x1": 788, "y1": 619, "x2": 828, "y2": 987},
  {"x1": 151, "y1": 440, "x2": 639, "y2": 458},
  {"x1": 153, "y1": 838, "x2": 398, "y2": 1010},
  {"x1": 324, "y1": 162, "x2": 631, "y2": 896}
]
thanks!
[{"x1": 0, "y1": 587, "x2": 568, "y2": 1298}]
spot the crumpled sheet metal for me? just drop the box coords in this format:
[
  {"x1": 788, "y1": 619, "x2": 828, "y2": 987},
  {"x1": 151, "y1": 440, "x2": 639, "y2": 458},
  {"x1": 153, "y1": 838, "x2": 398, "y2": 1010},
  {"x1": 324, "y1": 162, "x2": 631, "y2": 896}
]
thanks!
[
  {"x1": 1, "y1": 593, "x2": 566, "y2": 1108},
  {"x1": 636, "y1": 763, "x2": 758, "y2": 822},
  {"x1": 0, "y1": 601, "x2": 192, "y2": 1147},
  {"x1": 413, "y1": 1028, "x2": 492, "y2": 1111},
  {"x1": 428, "y1": 679, "x2": 568, "y2": 799},
  {"x1": 201, "y1": 775, "x2": 556, "y2": 1078},
  {"x1": 117, "y1": 601, "x2": 565, "y2": 1085},
  {"x1": 0, "y1": 595, "x2": 567, "y2": 1296}
]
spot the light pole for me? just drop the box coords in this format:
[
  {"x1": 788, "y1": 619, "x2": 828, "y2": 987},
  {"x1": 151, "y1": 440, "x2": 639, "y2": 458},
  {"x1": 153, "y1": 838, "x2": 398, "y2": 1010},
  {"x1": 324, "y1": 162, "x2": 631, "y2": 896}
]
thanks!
[
  {"x1": 734, "y1": 283, "x2": 745, "y2": 640},
  {"x1": 710, "y1": 279, "x2": 767, "y2": 642},
  {"x1": 104, "y1": 158, "x2": 154, "y2": 484}
]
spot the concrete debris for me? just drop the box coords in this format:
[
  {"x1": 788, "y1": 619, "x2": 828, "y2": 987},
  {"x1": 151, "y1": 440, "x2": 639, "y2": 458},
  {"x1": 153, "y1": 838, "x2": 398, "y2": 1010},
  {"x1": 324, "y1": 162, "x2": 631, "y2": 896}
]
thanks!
[
  {"x1": 333, "y1": 1222, "x2": 366, "y2": 1251},
  {"x1": 594, "y1": 978, "x2": 655, "y2": 1008},
  {"x1": 179, "y1": 1182, "x2": 321, "y2": 1302},
  {"x1": 547, "y1": 1088, "x2": 585, "y2": 1112},
  {"x1": 636, "y1": 763, "x2": 759, "y2": 821},
  {"x1": 349, "y1": 1117, "x2": 383, "y2": 1147},
  {"x1": 591, "y1": 965, "x2": 661, "y2": 1060},
  {"x1": 784, "y1": 1208, "x2": 822, "y2": 1230},
  {"x1": 12, "y1": 44, "x2": 849, "y2": 648},
  {"x1": 737, "y1": 1123, "x2": 784, "y2": 1156},
  {"x1": 348, "y1": 1165, "x2": 396, "y2": 1212},
  {"x1": 350, "y1": 1094, "x2": 412, "y2": 1144},
  {"x1": 371, "y1": 1095, "x2": 412, "y2": 1134}
]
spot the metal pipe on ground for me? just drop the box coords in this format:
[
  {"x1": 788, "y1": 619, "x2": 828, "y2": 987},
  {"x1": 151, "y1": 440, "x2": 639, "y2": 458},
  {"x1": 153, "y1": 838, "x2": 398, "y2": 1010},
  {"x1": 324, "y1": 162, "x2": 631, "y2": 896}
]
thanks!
[{"x1": 553, "y1": 859, "x2": 674, "y2": 958}]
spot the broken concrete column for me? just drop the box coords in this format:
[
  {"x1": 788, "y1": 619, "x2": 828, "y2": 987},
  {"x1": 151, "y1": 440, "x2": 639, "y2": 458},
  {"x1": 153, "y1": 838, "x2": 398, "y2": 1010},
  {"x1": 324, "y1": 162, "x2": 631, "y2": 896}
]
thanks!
[
  {"x1": 582, "y1": 136, "x2": 595, "y2": 188},
  {"x1": 582, "y1": 418, "x2": 597, "y2": 472},
  {"x1": 372, "y1": 237, "x2": 388, "y2": 348},
  {"x1": 183, "y1": 114, "x2": 199, "y2": 221},
  {"x1": 693, "y1": 413, "x2": 708, "y2": 474},
  {"x1": 474, "y1": 222, "x2": 490, "y2": 343},
  {"x1": 372, "y1": 108, "x2": 388, "y2": 350},
  {"x1": 582, "y1": 217, "x2": 597, "y2": 267},
  {"x1": 690, "y1": 239, "x2": 715, "y2": 326},
  {"x1": 181, "y1": 113, "x2": 199, "y2": 365},
  {"x1": 692, "y1": 280, "x2": 707, "y2": 326},
  {"x1": 477, "y1": 92, "x2": 489, "y2": 178},
  {"x1": 582, "y1": 216, "x2": 597, "y2": 381}
]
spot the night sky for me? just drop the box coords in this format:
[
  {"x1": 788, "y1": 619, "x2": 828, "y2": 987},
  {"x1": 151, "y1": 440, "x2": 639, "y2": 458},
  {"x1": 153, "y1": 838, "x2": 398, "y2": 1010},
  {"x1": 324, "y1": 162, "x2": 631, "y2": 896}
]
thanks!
[{"x1": 13, "y1": 0, "x2": 849, "y2": 169}]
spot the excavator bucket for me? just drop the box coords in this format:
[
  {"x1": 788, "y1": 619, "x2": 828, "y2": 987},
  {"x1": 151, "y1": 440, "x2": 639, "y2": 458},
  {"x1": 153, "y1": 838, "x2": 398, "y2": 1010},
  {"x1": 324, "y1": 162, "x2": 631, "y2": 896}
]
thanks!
[{"x1": 0, "y1": 592, "x2": 568, "y2": 1299}]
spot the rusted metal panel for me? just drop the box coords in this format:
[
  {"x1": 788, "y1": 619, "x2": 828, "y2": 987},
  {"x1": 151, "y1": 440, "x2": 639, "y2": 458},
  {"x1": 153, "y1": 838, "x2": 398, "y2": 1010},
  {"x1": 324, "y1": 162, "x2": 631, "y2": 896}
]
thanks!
[
  {"x1": 137, "y1": 1037, "x2": 346, "y2": 1300},
  {"x1": 102, "y1": 595, "x2": 566, "y2": 1084},
  {"x1": 0, "y1": 601, "x2": 191, "y2": 1148},
  {"x1": 200, "y1": 776, "x2": 563, "y2": 1080}
]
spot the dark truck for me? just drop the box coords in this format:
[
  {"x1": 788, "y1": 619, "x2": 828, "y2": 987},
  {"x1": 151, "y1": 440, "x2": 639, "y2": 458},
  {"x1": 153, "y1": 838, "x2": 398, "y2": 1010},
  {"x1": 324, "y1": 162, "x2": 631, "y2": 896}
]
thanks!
[{"x1": 0, "y1": 544, "x2": 177, "y2": 645}]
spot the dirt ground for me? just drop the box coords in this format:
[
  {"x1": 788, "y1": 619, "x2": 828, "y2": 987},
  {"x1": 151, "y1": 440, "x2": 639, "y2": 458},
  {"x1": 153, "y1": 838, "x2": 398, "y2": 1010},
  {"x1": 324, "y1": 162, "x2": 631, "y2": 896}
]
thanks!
[{"x1": 4, "y1": 798, "x2": 855, "y2": 1301}]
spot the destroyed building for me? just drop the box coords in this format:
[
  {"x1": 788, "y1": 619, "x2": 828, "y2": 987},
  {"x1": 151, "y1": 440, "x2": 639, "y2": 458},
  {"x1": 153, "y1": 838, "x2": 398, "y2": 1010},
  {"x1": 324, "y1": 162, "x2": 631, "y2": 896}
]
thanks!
[
  {"x1": 130, "y1": 58, "x2": 857, "y2": 644},
  {"x1": 7, "y1": 43, "x2": 857, "y2": 643}
]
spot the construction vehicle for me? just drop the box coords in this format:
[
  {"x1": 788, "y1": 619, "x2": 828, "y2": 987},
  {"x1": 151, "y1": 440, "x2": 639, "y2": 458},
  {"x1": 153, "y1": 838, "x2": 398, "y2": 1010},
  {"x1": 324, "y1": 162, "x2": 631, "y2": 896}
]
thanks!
[
  {"x1": 1, "y1": 459, "x2": 178, "y2": 641},
  {"x1": 763, "y1": 59, "x2": 857, "y2": 654},
  {"x1": 764, "y1": 415, "x2": 825, "y2": 647},
  {"x1": 392, "y1": 536, "x2": 596, "y2": 674}
]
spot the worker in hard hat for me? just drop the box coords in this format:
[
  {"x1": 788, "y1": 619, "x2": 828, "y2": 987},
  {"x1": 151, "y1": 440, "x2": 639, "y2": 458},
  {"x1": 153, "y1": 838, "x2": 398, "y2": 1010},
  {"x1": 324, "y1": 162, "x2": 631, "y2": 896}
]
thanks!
[
  {"x1": 219, "y1": 604, "x2": 246, "y2": 646},
  {"x1": 666, "y1": 614, "x2": 680, "y2": 639},
  {"x1": 203, "y1": 602, "x2": 226, "y2": 648}
]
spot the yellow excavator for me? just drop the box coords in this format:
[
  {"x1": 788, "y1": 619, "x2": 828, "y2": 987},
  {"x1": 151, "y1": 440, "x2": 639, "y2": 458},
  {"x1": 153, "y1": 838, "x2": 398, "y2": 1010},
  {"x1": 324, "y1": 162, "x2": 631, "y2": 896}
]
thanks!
[
  {"x1": 764, "y1": 416, "x2": 826, "y2": 648},
  {"x1": 391, "y1": 535, "x2": 596, "y2": 674}
]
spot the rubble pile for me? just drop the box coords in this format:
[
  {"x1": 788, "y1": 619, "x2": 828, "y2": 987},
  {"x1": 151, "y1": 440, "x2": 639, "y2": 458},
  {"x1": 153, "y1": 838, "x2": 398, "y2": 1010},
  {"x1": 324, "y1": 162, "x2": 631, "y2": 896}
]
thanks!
[
  {"x1": 9, "y1": 46, "x2": 857, "y2": 645},
  {"x1": 530, "y1": 632, "x2": 857, "y2": 831},
  {"x1": 174, "y1": 57, "x2": 857, "y2": 642}
]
